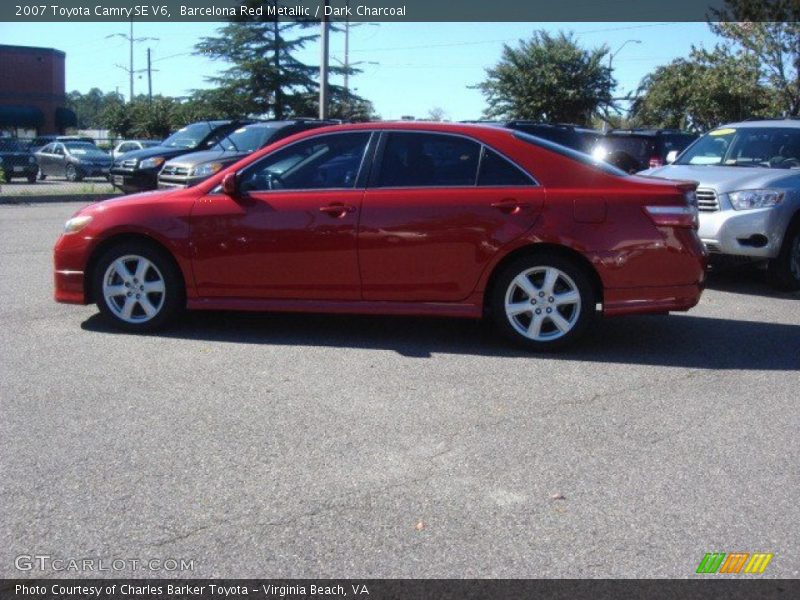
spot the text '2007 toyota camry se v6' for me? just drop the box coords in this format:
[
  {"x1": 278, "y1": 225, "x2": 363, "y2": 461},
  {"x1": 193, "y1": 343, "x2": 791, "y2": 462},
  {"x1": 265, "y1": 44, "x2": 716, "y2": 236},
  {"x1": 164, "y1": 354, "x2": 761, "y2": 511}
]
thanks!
[{"x1": 53, "y1": 122, "x2": 707, "y2": 350}]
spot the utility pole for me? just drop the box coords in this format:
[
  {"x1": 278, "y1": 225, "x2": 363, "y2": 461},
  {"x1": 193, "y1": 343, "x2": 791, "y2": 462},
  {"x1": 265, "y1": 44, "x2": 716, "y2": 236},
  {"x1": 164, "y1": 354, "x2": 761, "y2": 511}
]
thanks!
[
  {"x1": 107, "y1": 21, "x2": 158, "y2": 102},
  {"x1": 604, "y1": 39, "x2": 641, "y2": 132},
  {"x1": 319, "y1": 1, "x2": 330, "y2": 119},
  {"x1": 147, "y1": 48, "x2": 153, "y2": 104}
]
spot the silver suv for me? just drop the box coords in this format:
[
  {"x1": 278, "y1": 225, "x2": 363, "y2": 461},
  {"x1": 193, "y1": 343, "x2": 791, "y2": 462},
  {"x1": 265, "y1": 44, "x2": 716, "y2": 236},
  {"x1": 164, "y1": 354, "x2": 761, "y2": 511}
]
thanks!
[{"x1": 641, "y1": 119, "x2": 800, "y2": 290}]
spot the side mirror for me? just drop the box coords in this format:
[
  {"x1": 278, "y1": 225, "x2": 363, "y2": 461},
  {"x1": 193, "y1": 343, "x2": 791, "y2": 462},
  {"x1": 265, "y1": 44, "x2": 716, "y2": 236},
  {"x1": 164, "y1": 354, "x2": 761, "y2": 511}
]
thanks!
[
  {"x1": 221, "y1": 172, "x2": 239, "y2": 196},
  {"x1": 666, "y1": 150, "x2": 679, "y2": 164}
]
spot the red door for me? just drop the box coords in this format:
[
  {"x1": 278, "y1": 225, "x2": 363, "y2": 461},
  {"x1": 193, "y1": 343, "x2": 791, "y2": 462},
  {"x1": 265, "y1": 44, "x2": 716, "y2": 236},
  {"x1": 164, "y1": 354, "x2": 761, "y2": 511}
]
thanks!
[
  {"x1": 358, "y1": 132, "x2": 544, "y2": 302},
  {"x1": 190, "y1": 131, "x2": 371, "y2": 300}
]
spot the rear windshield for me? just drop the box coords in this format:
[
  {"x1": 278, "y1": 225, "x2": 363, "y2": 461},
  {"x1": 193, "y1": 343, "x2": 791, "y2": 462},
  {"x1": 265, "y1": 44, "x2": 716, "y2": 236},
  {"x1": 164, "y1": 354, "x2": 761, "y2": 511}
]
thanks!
[
  {"x1": 600, "y1": 136, "x2": 655, "y2": 161},
  {"x1": 513, "y1": 131, "x2": 627, "y2": 177}
]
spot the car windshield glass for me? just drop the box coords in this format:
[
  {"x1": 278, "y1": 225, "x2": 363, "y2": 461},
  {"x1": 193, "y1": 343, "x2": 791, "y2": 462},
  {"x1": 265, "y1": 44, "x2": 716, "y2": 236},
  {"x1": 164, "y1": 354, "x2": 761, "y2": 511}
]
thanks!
[
  {"x1": 161, "y1": 122, "x2": 213, "y2": 149},
  {"x1": 0, "y1": 139, "x2": 27, "y2": 152},
  {"x1": 64, "y1": 142, "x2": 106, "y2": 156},
  {"x1": 213, "y1": 126, "x2": 277, "y2": 153},
  {"x1": 677, "y1": 127, "x2": 800, "y2": 168},
  {"x1": 514, "y1": 131, "x2": 628, "y2": 177}
]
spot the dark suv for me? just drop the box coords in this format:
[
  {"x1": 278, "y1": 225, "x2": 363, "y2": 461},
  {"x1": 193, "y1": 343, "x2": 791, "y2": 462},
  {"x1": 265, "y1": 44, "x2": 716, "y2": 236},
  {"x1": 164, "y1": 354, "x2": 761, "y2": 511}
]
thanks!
[
  {"x1": 158, "y1": 119, "x2": 338, "y2": 189},
  {"x1": 592, "y1": 129, "x2": 697, "y2": 173},
  {"x1": 463, "y1": 120, "x2": 602, "y2": 153},
  {"x1": 0, "y1": 138, "x2": 38, "y2": 183},
  {"x1": 109, "y1": 120, "x2": 252, "y2": 193}
]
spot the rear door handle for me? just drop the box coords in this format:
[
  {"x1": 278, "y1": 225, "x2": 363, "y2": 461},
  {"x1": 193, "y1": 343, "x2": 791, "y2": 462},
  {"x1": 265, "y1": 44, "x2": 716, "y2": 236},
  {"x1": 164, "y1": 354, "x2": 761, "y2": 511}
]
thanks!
[
  {"x1": 319, "y1": 203, "x2": 356, "y2": 217},
  {"x1": 491, "y1": 199, "x2": 529, "y2": 214}
]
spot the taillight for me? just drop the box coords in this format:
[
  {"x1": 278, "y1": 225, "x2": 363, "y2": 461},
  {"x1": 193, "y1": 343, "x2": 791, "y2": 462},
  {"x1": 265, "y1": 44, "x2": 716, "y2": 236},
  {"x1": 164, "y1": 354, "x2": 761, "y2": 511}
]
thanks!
[
  {"x1": 648, "y1": 156, "x2": 664, "y2": 169},
  {"x1": 644, "y1": 205, "x2": 698, "y2": 229}
]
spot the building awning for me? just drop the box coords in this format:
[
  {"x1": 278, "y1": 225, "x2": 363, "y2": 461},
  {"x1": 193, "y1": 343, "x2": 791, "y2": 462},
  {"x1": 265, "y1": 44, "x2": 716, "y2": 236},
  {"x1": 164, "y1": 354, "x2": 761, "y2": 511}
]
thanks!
[
  {"x1": 55, "y1": 106, "x2": 77, "y2": 129},
  {"x1": 0, "y1": 105, "x2": 45, "y2": 128}
]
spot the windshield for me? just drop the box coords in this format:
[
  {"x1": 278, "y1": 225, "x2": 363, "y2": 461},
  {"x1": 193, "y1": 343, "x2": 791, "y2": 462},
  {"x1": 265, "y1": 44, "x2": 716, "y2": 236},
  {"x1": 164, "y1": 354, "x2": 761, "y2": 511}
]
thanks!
[
  {"x1": 213, "y1": 126, "x2": 278, "y2": 153},
  {"x1": 677, "y1": 127, "x2": 800, "y2": 168},
  {"x1": 161, "y1": 122, "x2": 214, "y2": 149},
  {"x1": 514, "y1": 131, "x2": 628, "y2": 177},
  {"x1": 64, "y1": 142, "x2": 107, "y2": 156},
  {"x1": 0, "y1": 139, "x2": 27, "y2": 152}
]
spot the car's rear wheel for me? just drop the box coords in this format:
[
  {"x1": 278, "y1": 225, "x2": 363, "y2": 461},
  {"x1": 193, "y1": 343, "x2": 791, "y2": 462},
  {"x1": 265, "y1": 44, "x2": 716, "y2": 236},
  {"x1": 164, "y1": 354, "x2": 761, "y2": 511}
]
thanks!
[
  {"x1": 767, "y1": 221, "x2": 800, "y2": 291},
  {"x1": 490, "y1": 253, "x2": 596, "y2": 351},
  {"x1": 65, "y1": 164, "x2": 82, "y2": 182},
  {"x1": 93, "y1": 242, "x2": 183, "y2": 332}
]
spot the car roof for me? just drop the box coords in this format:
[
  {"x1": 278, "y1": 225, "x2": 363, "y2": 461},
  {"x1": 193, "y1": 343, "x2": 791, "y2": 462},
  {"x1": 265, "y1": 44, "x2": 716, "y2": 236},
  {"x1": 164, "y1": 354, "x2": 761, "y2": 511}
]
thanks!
[
  {"x1": 606, "y1": 129, "x2": 693, "y2": 137},
  {"x1": 715, "y1": 119, "x2": 800, "y2": 129}
]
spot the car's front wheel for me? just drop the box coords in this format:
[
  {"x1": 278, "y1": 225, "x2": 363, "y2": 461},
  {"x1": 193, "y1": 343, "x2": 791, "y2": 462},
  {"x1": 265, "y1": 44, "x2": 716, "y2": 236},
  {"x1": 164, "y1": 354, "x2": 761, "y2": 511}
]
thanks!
[
  {"x1": 490, "y1": 253, "x2": 596, "y2": 351},
  {"x1": 767, "y1": 221, "x2": 800, "y2": 291},
  {"x1": 93, "y1": 242, "x2": 184, "y2": 332}
]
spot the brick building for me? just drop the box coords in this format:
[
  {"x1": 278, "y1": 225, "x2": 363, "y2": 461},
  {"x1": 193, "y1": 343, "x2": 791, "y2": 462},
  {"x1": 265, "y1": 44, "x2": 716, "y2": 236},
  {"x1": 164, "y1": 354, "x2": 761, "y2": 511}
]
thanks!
[{"x1": 0, "y1": 44, "x2": 76, "y2": 136}]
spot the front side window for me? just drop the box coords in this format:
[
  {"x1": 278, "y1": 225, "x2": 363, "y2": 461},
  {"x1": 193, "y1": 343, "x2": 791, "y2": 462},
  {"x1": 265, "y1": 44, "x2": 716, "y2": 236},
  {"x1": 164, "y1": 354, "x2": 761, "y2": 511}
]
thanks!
[
  {"x1": 239, "y1": 132, "x2": 370, "y2": 192},
  {"x1": 375, "y1": 132, "x2": 481, "y2": 187},
  {"x1": 478, "y1": 148, "x2": 534, "y2": 186}
]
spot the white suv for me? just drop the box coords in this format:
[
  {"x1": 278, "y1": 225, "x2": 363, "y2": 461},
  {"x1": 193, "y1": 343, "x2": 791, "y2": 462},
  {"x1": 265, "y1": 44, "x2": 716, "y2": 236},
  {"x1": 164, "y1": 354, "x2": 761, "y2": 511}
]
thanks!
[{"x1": 641, "y1": 119, "x2": 800, "y2": 290}]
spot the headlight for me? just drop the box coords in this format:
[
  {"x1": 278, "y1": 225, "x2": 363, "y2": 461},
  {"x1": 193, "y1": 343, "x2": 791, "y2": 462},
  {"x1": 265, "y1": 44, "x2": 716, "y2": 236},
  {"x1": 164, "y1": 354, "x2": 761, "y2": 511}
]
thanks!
[
  {"x1": 728, "y1": 189, "x2": 784, "y2": 210},
  {"x1": 63, "y1": 215, "x2": 93, "y2": 234},
  {"x1": 139, "y1": 156, "x2": 165, "y2": 169},
  {"x1": 191, "y1": 162, "x2": 224, "y2": 177},
  {"x1": 28, "y1": 156, "x2": 36, "y2": 164}
]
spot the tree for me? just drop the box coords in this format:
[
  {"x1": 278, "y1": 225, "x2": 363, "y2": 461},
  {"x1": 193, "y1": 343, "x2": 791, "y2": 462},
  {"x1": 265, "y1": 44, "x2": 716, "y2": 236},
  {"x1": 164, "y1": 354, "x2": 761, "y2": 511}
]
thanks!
[
  {"x1": 67, "y1": 88, "x2": 124, "y2": 129},
  {"x1": 711, "y1": 0, "x2": 800, "y2": 115},
  {"x1": 195, "y1": 2, "x2": 321, "y2": 119},
  {"x1": 474, "y1": 31, "x2": 614, "y2": 125},
  {"x1": 288, "y1": 86, "x2": 379, "y2": 122},
  {"x1": 630, "y1": 46, "x2": 774, "y2": 130},
  {"x1": 427, "y1": 107, "x2": 448, "y2": 121}
]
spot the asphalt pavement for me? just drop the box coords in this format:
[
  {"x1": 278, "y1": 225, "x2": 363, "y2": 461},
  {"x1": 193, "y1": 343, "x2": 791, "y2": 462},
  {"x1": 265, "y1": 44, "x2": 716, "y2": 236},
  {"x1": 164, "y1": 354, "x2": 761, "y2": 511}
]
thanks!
[{"x1": 1, "y1": 201, "x2": 798, "y2": 578}]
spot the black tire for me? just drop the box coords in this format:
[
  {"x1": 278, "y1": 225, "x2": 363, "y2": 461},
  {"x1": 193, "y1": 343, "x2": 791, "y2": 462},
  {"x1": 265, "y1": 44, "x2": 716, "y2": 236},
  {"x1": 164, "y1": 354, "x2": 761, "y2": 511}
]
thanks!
[
  {"x1": 490, "y1": 253, "x2": 596, "y2": 351},
  {"x1": 766, "y1": 221, "x2": 800, "y2": 291},
  {"x1": 27, "y1": 174, "x2": 37, "y2": 183},
  {"x1": 65, "y1": 164, "x2": 82, "y2": 182},
  {"x1": 92, "y1": 241, "x2": 184, "y2": 332},
  {"x1": 38, "y1": 170, "x2": 46, "y2": 180}
]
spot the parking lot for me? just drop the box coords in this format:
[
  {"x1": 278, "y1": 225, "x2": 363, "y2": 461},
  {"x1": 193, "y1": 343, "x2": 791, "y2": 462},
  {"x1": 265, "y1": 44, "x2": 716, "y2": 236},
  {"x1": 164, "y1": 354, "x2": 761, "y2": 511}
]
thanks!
[{"x1": 1, "y1": 200, "x2": 798, "y2": 578}]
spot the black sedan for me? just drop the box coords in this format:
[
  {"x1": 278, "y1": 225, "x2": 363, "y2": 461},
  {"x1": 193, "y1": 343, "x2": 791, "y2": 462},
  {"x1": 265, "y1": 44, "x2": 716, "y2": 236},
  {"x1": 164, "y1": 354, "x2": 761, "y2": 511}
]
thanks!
[
  {"x1": 0, "y1": 138, "x2": 38, "y2": 183},
  {"x1": 109, "y1": 120, "x2": 252, "y2": 194},
  {"x1": 35, "y1": 142, "x2": 113, "y2": 181}
]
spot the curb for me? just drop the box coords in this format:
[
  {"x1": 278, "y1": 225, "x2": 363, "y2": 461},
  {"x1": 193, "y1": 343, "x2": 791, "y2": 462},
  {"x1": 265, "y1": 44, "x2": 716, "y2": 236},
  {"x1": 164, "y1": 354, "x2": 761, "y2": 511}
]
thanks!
[{"x1": 0, "y1": 193, "x2": 121, "y2": 205}]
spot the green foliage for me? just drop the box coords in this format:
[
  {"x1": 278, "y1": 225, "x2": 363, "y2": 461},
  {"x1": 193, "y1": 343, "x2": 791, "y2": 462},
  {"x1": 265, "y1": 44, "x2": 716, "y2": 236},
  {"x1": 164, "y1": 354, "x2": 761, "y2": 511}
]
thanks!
[
  {"x1": 475, "y1": 31, "x2": 615, "y2": 126},
  {"x1": 66, "y1": 88, "x2": 124, "y2": 129},
  {"x1": 630, "y1": 46, "x2": 775, "y2": 130},
  {"x1": 195, "y1": 4, "x2": 320, "y2": 119},
  {"x1": 710, "y1": 1, "x2": 800, "y2": 116}
]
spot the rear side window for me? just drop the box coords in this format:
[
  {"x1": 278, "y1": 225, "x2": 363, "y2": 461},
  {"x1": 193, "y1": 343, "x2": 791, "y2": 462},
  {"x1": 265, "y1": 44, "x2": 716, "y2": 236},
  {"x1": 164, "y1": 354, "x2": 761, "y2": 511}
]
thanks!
[
  {"x1": 478, "y1": 148, "x2": 533, "y2": 186},
  {"x1": 375, "y1": 132, "x2": 480, "y2": 187}
]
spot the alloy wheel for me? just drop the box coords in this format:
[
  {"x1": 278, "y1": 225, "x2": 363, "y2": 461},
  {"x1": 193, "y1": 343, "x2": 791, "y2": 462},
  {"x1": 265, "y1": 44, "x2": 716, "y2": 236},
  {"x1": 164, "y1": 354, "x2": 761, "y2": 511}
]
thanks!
[
  {"x1": 504, "y1": 266, "x2": 582, "y2": 342},
  {"x1": 101, "y1": 255, "x2": 166, "y2": 323}
]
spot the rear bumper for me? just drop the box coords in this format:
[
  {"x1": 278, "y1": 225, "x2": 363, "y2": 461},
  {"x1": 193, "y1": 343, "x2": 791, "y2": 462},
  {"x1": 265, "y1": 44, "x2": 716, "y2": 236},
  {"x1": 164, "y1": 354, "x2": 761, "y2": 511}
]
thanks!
[{"x1": 603, "y1": 282, "x2": 704, "y2": 316}]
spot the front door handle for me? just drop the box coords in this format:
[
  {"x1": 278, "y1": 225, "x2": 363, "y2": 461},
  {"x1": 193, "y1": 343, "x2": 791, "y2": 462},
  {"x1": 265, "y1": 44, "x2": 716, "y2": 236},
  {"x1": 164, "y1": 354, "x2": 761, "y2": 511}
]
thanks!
[
  {"x1": 319, "y1": 203, "x2": 356, "y2": 217},
  {"x1": 491, "y1": 199, "x2": 529, "y2": 214}
]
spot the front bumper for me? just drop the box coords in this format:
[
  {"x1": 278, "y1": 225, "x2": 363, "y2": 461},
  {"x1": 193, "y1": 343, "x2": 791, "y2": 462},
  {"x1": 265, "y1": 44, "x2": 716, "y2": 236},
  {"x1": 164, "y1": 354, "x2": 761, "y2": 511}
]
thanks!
[
  {"x1": 3, "y1": 164, "x2": 38, "y2": 178},
  {"x1": 53, "y1": 234, "x2": 90, "y2": 304},
  {"x1": 109, "y1": 168, "x2": 158, "y2": 193},
  {"x1": 698, "y1": 205, "x2": 790, "y2": 259}
]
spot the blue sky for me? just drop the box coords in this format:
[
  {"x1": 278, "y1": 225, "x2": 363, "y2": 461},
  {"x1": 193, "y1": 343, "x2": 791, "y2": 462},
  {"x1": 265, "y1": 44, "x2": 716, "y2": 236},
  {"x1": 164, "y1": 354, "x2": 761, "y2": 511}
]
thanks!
[{"x1": 0, "y1": 21, "x2": 719, "y2": 120}]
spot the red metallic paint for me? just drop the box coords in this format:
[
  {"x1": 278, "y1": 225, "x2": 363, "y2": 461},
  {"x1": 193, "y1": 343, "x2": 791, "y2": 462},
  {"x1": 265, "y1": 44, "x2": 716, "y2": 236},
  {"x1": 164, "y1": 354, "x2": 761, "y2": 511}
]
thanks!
[{"x1": 53, "y1": 122, "x2": 707, "y2": 319}]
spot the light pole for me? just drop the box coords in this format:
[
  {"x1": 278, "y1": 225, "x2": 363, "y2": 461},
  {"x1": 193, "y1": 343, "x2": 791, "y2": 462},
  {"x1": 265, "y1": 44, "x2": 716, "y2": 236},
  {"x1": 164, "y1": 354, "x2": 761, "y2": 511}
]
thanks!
[
  {"x1": 604, "y1": 39, "x2": 641, "y2": 132},
  {"x1": 319, "y1": 1, "x2": 330, "y2": 119}
]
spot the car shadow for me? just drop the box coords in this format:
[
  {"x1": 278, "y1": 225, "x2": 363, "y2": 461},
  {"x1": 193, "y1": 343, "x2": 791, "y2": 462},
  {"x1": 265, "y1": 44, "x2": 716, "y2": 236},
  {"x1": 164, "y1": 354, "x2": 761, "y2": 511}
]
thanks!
[
  {"x1": 705, "y1": 262, "x2": 800, "y2": 300},
  {"x1": 81, "y1": 306, "x2": 800, "y2": 371}
]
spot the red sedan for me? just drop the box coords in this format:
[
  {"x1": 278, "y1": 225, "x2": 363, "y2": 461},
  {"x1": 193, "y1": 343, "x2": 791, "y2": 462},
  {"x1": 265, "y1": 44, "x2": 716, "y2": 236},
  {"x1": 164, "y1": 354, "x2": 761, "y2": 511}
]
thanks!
[{"x1": 54, "y1": 122, "x2": 706, "y2": 350}]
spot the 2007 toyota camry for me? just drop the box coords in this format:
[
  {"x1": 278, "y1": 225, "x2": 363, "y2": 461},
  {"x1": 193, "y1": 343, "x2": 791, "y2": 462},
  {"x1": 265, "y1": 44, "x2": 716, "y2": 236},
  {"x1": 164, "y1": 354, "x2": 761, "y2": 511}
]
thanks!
[{"x1": 54, "y1": 122, "x2": 707, "y2": 350}]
